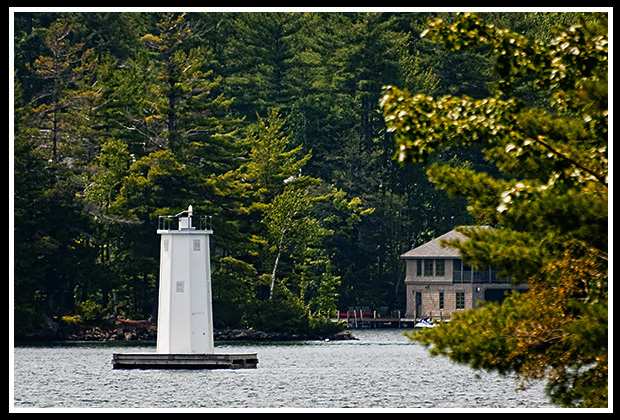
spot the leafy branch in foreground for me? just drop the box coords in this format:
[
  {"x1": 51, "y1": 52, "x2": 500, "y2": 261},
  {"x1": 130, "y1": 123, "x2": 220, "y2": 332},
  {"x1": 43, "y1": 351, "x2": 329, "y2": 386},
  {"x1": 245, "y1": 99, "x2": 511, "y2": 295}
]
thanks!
[{"x1": 383, "y1": 12, "x2": 607, "y2": 407}]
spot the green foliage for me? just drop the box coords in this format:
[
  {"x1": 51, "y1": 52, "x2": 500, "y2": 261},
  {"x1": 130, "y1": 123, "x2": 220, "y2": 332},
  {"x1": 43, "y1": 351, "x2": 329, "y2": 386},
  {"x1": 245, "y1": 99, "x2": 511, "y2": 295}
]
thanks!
[
  {"x1": 14, "y1": 14, "x2": 601, "y2": 393},
  {"x1": 75, "y1": 299, "x2": 106, "y2": 323},
  {"x1": 242, "y1": 294, "x2": 308, "y2": 334},
  {"x1": 24, "y1": 19, "x2": 98, "y2": 163},
  {"x1": 240, "y1": 109, "x2": 311, "y2": 202},
  {"x1": 242, "y1": 293, "x2": 344, "y2": 337},
  {"x1": 236, "y1": 109, "x2": 353, "y2": 326},
  {"x1": 61, "y1": 314, "x2": 83, "y2": 326},
  {"x1": 382, "y1": 12, "x2": 607, "y2": 407},
  {"x1": 85, "y1": 139, "x2": 131, "y2": 209}
]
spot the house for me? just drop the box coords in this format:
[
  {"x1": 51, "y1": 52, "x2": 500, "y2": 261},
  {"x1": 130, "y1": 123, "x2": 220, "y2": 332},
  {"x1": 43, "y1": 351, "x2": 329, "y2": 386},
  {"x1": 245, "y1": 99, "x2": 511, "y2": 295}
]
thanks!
[{"x1": 401, "y1": 227, "x2": 527, "y2": 320}]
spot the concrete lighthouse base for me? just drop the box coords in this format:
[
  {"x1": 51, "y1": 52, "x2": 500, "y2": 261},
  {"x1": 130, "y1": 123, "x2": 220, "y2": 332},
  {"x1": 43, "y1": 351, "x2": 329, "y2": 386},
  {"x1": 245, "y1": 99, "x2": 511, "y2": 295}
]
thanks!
[{"x1": 111, "y1": 352, "x2": 258, "y2": 369}]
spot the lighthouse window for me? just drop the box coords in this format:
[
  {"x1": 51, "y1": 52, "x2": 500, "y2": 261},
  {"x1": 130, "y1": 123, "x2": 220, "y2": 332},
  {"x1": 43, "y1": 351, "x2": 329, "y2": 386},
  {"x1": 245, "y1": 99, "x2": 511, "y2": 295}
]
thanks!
[
  {"x1": 193, "y1": 239, "x2": 201, "y2": 251},
  {"x1": 163, "y1": 239, "x2": 169, "y2": 251}
]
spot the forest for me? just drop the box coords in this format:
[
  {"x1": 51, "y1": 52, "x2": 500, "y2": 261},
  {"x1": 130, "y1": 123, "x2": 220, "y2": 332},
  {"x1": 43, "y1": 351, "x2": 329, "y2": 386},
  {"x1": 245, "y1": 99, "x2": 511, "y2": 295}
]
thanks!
[{"x1": 12, "y1": 11, "x2": 587, "y2": 336}]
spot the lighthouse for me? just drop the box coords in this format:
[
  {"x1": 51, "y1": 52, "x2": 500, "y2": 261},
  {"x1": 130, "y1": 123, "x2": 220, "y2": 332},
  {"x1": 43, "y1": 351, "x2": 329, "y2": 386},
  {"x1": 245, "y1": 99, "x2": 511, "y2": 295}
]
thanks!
[
  {"x1": 112, "y1": 206, "x2": 258, "y2": 369},
  {"x1": 156, "y1": 205, "x2": 214, "y2": 354}
]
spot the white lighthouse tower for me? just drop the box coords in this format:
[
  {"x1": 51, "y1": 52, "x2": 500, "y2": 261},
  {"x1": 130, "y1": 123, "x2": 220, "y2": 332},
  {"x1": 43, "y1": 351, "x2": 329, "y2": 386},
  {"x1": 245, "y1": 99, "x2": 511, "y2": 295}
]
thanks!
[
  {"x1": 112, "y1": 206, "x2": 258, "y2": 369},
  {"x1": 156, "y1": 205, "x2": 214, "y2": 354}
]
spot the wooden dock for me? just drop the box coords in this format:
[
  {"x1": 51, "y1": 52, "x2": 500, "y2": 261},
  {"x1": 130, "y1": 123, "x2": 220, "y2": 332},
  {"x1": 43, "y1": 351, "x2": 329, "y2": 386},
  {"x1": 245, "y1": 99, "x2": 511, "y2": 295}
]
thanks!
[
  {"x1": 331, "y1": 310, "x2": 423, "y2": 329},
  {"x1": 111, "y1": 353, "x2": 258, "y2": 369}
]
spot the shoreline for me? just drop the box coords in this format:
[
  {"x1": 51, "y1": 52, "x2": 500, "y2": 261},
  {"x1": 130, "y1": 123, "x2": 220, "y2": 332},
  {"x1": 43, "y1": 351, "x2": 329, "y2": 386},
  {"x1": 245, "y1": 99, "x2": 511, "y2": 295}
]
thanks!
[{"x1": 14, "y1": 317, "x2": 357, "y2": 343}]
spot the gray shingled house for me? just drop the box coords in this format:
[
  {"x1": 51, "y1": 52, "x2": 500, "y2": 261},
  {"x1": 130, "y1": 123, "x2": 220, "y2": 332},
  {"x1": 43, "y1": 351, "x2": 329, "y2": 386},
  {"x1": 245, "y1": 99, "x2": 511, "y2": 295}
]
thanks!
[{"x1": 401, "y1": 227, "x2": 527, "y2": 320}]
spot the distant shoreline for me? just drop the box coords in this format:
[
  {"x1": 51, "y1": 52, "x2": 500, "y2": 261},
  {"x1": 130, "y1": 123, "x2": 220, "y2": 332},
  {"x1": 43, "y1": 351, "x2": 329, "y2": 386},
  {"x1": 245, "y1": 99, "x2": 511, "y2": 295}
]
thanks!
[{"x1": 14, "y1": 317, "x2": 357, "y2": 343}]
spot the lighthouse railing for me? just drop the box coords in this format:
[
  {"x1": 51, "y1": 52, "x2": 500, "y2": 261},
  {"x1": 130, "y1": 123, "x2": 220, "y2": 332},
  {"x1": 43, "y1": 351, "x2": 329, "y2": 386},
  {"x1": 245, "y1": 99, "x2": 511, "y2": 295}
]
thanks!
[{"x1": 158, "y1": 215, "x2": 212, "y2": 231}]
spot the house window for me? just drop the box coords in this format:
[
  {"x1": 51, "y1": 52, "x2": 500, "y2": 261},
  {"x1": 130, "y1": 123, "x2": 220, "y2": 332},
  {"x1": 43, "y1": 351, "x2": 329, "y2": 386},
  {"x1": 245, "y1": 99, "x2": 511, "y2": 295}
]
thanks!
[
  {"x1": 453, "y1": 259, "x2": 461, "y2": 282},
  {"x1": 424, "y1": 260, "x2": 434, "y2": 276},
  {"x1": 456, "y1": 291, "x2": 465, "y2": 309},
  {"x1": 439, "y1": 292, "x2": 444, "y2": 310},
  {"x1": 416, "y1": 260, "x2": 422, "y2": 277},
  {"x1": 463, "y1": 264, "x2": 472, "y2": 282},
  {"x1": 435, "y1": 259, "x2": 445, "y2": 276}
]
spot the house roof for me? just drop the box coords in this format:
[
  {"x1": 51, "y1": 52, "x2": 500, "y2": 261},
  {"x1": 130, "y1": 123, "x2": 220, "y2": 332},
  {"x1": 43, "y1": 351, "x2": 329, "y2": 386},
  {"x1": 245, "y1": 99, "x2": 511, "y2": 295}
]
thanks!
[{"x1": 400, "y1": 226, "x2": 490, "y2": 259}]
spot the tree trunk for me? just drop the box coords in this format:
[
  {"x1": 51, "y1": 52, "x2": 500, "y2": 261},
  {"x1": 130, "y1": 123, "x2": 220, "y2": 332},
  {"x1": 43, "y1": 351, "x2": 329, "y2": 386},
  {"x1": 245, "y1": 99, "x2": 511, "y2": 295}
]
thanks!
[{"x1": 269, "y1": 230, "x2": 286, "y2": 300}]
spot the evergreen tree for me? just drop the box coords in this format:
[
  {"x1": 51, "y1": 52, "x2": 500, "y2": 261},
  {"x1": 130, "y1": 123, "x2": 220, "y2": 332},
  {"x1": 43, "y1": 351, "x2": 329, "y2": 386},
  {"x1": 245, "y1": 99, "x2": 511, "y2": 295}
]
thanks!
[
  {"x1": 381, "y1": 12, "x2": 608, "y2": 407},
  {"x1": 87, "y1": 12, "x2": 246, "y2": 320},
  {"x1": 234, "y1": 109, "x2": 371, "y2": 330},
  {"x1": 14, "y1": 19, "x2": 106, "y2": 326},
  {"x1": 236, "y1": 111, "x2": 324, "y2": 302},
  {"x1": 24, "y1": 19, "x2": 97, "y2": 163},
  {"x1": 221, "y1": 12, "x2": 299, "y2": 119},
  {"x1": 124, "y1": 13, "x2": 239, "y2": 162},
  {"x1": 240, "y1": 109, "x2": 311, "y2": 205},
  {"x1": 15, "y1": 11, "x2": 587, "y2": 340}
]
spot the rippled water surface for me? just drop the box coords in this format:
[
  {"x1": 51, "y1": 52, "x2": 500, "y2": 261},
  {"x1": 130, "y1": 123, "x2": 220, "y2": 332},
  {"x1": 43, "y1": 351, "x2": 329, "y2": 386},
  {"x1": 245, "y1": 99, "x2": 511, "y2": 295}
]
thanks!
[{"x1": 13, "y1": 329, "x2": 553, "y2": 409}]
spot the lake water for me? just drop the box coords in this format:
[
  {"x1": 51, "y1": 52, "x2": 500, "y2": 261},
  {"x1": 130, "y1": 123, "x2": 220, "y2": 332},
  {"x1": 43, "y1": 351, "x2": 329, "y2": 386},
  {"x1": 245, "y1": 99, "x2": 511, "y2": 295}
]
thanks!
[{"x1": 12, "y1": 329, "x2": 554, "y2": 410}]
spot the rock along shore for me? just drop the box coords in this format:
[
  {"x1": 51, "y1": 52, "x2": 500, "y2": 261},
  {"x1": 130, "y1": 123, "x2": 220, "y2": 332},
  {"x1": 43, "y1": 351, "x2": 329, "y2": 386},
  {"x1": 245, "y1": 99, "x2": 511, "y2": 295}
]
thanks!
[{"x1": 15, "y1": 316, "x2": 357, "y2": 342}]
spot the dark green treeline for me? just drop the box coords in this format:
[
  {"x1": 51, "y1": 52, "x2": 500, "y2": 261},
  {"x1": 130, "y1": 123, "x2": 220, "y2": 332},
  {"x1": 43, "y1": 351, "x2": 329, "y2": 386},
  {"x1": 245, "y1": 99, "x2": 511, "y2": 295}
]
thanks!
[{"x1": 13, "y1": 11, "x2": 573, "y2": 335}]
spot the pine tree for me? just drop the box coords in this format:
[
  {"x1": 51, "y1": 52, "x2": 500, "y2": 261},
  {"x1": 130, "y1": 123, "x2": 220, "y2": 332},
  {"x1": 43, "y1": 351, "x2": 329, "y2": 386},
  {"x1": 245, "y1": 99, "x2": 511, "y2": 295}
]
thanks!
[
  {"x1": 25, "y1": 19, "x2": 97, "y2": 163},
  {"x1": 221, "y1": 12, "x2": 299, "y2": 119},
  {"x1": 381, "y1": 12, "x2": 608, "y2": 407},
  {"x1": 240, "y1": 109, "x2": 311, "y2": 204},
  {"x1": 234, "y1": 109, "x2": 370, "y2": 330}
]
